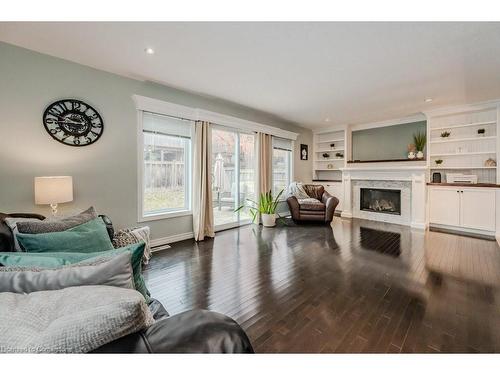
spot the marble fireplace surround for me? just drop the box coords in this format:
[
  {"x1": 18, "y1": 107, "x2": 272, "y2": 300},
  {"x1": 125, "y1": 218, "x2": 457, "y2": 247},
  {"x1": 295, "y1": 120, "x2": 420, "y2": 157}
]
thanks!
[{"x1": 340, "y1": 165, "x2": 427, "y2": 229}]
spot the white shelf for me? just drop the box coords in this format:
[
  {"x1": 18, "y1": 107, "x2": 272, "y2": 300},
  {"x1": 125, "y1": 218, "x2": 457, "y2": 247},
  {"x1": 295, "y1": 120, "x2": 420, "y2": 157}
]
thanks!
[
  {"x1": 430, "y1": 151, "x2": 496, "y2": 157},
  {"x1": 430, "y1": 166, "x2": 497, "y2": 170},
  {"x1": 430, "y1": 136, "x2": 497, "y2": 144},
  {"x1": 315, "y1": 148, "x2": 344, "y2": 152},
  {"x1": 317, "y1": 138, "x2": 344, "y2": 143},
  {"x1": 430, "y1": 121, "x2": 496, "y2": 131},
  {"x1": 314, "y1": 159, "x2": 344, "y2": 162},
  {"x1": 315, "y1": 168, "x2": 342, "y2": 171}
]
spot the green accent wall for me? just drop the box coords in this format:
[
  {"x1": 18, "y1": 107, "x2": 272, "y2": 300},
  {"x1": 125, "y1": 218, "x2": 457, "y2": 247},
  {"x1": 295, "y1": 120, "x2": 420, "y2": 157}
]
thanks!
[{"x1": 352, "y1": 121, "x2": 426, "y2": 161}]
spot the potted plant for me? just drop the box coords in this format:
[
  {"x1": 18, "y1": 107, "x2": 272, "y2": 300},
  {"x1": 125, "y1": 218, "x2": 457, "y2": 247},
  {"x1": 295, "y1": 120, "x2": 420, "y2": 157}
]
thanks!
[
  {"x1": 322, "y1": 153, "x2": 330, "y2": 159},
  {"x1": 335, "y1": 152, "x2": 344, "y2": 158},
  {"x1": 435, "y1": 159, "x2": 443, "y2": 165},
  {"x1": 407, "y1": 143, "x2": 416, "y2": 159},
  {"x1": 440, "y1": 131, "x2": 451, "y2": 138},
  {"x1": 235, "y1": 189, "x2": 284, "y2": 227},
  {"x1": 478, "y1": 128, "x2": 485, "y2": 136},
  {"x1": 330, "y1": 143, "x2": 335, "y2": 149},
  {"x1": 413, "y1": 132, "x2": 426, "y2": 159}
]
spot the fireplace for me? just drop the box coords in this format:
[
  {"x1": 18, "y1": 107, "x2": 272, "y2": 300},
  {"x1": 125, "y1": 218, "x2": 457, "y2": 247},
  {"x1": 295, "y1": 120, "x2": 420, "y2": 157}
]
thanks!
[{"x1": 360, "y1": 188, "x2": 401, "y2": 215}]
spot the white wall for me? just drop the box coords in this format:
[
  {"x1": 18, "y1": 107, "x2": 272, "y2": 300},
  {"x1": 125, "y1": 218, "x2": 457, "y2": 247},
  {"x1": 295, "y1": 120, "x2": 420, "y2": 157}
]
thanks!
[{"x1": 0, "y1": 42, "x2": 313, "y2": 240}]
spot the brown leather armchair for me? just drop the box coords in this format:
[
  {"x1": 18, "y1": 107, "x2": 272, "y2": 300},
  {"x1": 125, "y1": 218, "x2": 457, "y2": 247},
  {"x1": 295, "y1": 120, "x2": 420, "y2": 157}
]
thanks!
[{"x1": 286, "y1": 184, "x2": 339, "y2": 224}]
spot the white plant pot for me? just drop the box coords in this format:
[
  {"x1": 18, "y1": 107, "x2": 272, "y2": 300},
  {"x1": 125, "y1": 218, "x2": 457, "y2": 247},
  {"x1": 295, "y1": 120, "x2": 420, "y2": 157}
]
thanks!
[
  {"x1": 408, "y1": 152, "x2": 416, "y2": 159},
  {"x1": 416, "y1": 151, "x2": 424, "y2": 159},
  {"x1": 261, "y1": 213, "x2": 276, "y2": 227}
]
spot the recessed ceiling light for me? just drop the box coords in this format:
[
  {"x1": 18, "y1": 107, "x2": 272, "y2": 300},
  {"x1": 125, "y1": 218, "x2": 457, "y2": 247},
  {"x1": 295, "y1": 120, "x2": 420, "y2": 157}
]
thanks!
[
  {"x1": 144, "y1": 47, "x2": 155, "y2": 55},
  {"x1": 425, "y1": 98, "x2": 433, "y2": 103},
  {"x1": 325, "y1": 118, "x2": 330, "y2": 122}
]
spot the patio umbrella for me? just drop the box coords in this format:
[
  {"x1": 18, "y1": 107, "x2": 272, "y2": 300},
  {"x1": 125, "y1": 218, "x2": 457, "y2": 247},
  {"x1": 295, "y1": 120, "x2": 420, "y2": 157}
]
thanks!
[{"x1": 214, "y1": 153, "x2": 224, "y2": 191}]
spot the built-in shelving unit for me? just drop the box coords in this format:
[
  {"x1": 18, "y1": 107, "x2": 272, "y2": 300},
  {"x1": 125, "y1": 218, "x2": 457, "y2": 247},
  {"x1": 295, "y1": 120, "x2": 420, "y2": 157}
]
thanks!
[
  {"x1": 313, "y1": 128, "x2": 346, "y2": 181},
  {"x1": 427, "y1": 105, "x2": 499, "y2": 183}
]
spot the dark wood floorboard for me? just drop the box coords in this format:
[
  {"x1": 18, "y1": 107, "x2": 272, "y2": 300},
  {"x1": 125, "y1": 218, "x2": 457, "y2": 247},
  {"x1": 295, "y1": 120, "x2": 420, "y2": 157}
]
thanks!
[{"x1": 143, "y1": 217, "x2": 500, "y2": 353}]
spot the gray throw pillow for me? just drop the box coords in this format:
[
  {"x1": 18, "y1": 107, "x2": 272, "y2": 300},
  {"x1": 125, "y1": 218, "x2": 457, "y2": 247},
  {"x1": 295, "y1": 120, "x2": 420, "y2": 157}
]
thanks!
[
  {"x1": 3, "y1": 217, "x2": 42, "y2": 252},
  {"x1": 0, "y1": 251, "x2": 134, "y2": 294},
  {"x1": 16, "y1": 207, "x2": 97, "y2": 234}
]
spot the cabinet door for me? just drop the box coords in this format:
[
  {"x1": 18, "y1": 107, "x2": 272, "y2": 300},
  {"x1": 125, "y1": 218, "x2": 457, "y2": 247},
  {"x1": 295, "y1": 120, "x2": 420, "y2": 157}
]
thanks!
[
  {"x1": 429, "y1": 188, "x2": 460, "y2": 226},
  {"x1": 325, "y1": 183, "x2": 343, "y2": 211},
  {"x1": 460, "y1": 189, "x2": 496, "y2": 231}
]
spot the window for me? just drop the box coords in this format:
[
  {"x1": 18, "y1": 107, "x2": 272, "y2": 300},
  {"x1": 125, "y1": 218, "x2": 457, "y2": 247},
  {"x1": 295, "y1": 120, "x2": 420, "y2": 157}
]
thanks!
[
  {"x1": 272, "y1": 137, "x2": 293, "y2": 197},
  {"x1": 212, "y1": 127, "x2": 256, "y2": 228},
  {"x1": 141, "y1": 111, "x2": 193, "y2": 219}
]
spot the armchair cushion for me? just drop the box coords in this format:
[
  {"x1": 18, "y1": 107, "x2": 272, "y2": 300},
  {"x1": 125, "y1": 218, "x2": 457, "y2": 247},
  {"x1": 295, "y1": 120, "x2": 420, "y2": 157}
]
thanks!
[
  {"x1": 303, "y1": 185, "x2": 325, "y2": 200},
  {"x1": 297, "y1": 198, "x2": 325, "y2": 211}
]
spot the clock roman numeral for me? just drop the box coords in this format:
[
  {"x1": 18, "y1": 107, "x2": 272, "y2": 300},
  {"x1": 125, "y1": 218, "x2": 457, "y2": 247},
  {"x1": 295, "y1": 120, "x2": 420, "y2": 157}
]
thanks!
[
  {"x1": 49, "y1": 107, "x2": 63, "y2": 117},
  {"x1": 57, "y1": 102, "x2": 68, "y2": 113}
]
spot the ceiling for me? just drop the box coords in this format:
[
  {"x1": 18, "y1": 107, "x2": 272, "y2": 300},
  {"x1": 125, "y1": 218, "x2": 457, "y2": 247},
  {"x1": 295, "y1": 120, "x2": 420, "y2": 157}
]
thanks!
[{"x1": 1, "y1": 22, "x2": 500, "y2": 129}]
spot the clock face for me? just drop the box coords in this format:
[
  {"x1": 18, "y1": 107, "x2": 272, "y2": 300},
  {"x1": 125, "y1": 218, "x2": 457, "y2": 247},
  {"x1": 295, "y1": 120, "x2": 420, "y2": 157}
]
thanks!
[{"x1": 42, "y1": 99, "x2": 104, "y2": 146}]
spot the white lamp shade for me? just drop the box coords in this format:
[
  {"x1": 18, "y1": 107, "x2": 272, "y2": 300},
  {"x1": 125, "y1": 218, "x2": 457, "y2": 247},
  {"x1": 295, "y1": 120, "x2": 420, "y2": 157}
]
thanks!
[{"x1": 34, "y1": 176, "x2": 73, "y2": 205}]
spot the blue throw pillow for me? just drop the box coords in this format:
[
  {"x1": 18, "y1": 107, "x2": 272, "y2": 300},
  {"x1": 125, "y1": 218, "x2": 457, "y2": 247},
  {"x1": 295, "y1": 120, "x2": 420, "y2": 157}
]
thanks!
[
  {"x1": 16, "y1": 217, "x2": 114, "y2": 253},
  {"x1": 0, "y1": 242, "x2": 150, "y2": 302}
]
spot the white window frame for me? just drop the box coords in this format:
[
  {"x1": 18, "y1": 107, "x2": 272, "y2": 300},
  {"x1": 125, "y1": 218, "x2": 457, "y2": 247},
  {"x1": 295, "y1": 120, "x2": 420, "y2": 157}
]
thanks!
[{"x1": 137, "y1": 110, "x2": 195, "y2": 222}]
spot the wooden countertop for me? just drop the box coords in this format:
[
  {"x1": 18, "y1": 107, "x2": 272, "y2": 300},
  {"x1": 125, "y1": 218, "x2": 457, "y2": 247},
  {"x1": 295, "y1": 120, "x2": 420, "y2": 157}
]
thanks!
[{"x1": 427, "y1": 182, "x2": 500, "y2": 188}]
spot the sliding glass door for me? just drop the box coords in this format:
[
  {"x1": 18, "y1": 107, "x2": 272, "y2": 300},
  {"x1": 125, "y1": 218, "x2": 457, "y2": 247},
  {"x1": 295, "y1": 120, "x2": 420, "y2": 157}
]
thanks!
[{"x1": 212, "y1": 127, "x2": 255, "y2": 229}]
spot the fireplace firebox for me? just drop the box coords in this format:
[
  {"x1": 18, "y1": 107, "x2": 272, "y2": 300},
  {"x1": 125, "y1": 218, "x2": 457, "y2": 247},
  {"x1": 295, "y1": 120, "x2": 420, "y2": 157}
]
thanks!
[{"x1": 360, "y1": 188, "x2": 401, "y2": 215}]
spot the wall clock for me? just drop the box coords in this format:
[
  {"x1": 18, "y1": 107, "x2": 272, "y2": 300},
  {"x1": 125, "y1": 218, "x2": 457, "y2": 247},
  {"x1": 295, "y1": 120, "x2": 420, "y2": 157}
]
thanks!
[{"x1": 42, "y1": 99, "x2": 104, "y2": 147}]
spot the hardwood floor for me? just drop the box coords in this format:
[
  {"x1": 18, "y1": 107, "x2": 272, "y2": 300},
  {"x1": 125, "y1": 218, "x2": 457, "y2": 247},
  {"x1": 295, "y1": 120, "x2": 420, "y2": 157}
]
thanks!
[{"x1": 143, "y1": 217, "x2": 500, "y2": 353}]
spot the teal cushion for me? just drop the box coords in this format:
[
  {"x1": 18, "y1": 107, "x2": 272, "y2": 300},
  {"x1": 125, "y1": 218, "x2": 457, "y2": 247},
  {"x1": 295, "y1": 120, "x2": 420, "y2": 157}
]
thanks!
[
  {"x1": 16, "y1": 217, "x2": 114, "y2": 253},
  {"x1": 0, "y1": 243, "x2": 150, "y2": 302}
]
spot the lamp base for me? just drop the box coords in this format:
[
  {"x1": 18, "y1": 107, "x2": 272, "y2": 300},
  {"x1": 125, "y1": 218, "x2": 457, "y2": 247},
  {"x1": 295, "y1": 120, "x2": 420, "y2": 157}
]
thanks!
[{"x1": 50, "y1": 203, "x2": 59, "y2": 216}]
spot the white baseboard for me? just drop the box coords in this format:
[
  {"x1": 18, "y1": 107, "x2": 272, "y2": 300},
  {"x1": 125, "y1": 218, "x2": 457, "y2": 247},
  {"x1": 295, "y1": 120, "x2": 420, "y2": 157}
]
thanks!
[
  {"x1": 150, "y1": 231, "x2": 194, "y2": 251},
  {"x1": 410, "y1": 222, "x2": 427, "y2": 230},
  {"x1": 341, "y1": 212, "x2": 353, "y2": 218},
  {"x1": 430, "y1": 224, "x2": 495, "y2": 240}
]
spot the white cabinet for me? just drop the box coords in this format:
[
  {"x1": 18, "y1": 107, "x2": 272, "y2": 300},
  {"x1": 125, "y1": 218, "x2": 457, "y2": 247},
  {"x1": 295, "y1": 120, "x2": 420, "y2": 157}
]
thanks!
[
  {"x1": 324, "y1": 182, "x2": 343, "y2": 211},
  {"x1": 429, "y1": 188, "x2": 461, "y2": 226},
  {"x1": 460, "y1": 189, "x2": 496, "y2": 231},
  {"x1": 429, "y1": 186, "x2": 496, "y2": 232}
]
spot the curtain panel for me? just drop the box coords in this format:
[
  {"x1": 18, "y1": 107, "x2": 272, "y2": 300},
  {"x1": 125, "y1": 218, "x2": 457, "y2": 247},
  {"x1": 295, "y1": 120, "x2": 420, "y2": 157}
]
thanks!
[
  {"x1": 192, "y1": 121, "x2": 215, "y2": 241},
  {"x1": 258, "y1": 132, "x2": 272, "y2": 195}
]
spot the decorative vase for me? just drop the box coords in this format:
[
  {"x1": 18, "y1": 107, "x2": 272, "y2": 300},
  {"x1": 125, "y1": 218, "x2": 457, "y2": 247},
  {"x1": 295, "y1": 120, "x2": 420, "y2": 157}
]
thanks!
[
  {"x1": 261, "y1": 213, "x2": 276, "y2": 227},
  {"x1": 408, "y1": 151, "x2": 416, "y2": 159},
  {"x1": 416, "y1": 151, "x2": 424, "y2": 159}
]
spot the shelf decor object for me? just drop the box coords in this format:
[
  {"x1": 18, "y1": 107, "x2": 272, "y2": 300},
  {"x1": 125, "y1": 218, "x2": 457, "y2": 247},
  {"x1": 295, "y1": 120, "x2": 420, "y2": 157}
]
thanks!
[
  {"x1": 485, "y1": 158, "x2": 497, "y2": 167},
  {"x1": 407, "y1": 143, "x2": 416, "y2": 159},
  {"x1": 440, "y1": 131, "x2": 451, "y2": 138}
]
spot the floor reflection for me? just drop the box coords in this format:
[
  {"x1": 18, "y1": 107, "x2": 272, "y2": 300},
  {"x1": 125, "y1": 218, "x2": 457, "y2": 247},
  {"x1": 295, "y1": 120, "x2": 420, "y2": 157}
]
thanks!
[{"x1": 359, "y1": 226, "x2": 401, "y2": 257}]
